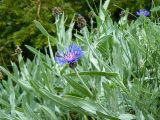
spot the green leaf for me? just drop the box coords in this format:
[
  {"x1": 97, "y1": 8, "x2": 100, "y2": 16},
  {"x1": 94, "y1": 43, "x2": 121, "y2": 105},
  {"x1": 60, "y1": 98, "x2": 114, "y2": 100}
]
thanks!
[
  {"x1": 0, "y1": 66, "x2": 32, "y2": 91},
  {"x1": 33, "y1": 20, "x2": 56, "y2": 44},
  {"x1": 40, "y1": 89, "x2": 75, "y2": 108},
  {"x1": 65, "y1": 71, "x2": 118, "y2": 79},
  {"x1": 24, "y1": 102, "x2": 41, "y2": 120},
  {"x1": 64, "y1": 95, "x2": 102, "y2": 114},
  {"x1": 30, "y1": 80, "x2": 74, "y2": 108},
  {"x1": 48, "y1": 37, "x2": 55, "y2": 64},
  {"x1": 42, "y1": 62, "x2": 53, "y2": 71},
  {"x1": 15, "y1": 111, "x2": 28, "y2": 120},
  {"x1": 96, "y1": 111, "x2": 120, "y2": 120},
  {"x1": 39, "y1": 105, "x2": 58, "y2": 120},
  {"x1": 103, "y1": 0, "x2": 110, "y2": 10},
  {"x1": 0, "y1": 98, "x2": 10, "y2": 108},
  {"x1": 99, "y1": 0, "x2": 110, "y2": 21},
  {"x1": 65, "y1": 77, "x2": 93, "y2": 97},
  {"x1": 25, "y1": 45, "x2": 46, "y2": 59},
  {"x1": 118, "y1": 114, "x2": 136, "y2": 120},
  {"x1": 33, "y1": 20, "x2": 49, "y2": 36},
  {"x1": 64, "y1": 95, "x2": 119, "y2": 120},
  {"x1": 8, "y1": 79, "x2": 16, "y2": 116},
  {"x1": 150, "y1": 6, "x2": 160, "y2": 12},
  {"x1": 0, "y1": 110, "x2": 13, "y2": 120}
]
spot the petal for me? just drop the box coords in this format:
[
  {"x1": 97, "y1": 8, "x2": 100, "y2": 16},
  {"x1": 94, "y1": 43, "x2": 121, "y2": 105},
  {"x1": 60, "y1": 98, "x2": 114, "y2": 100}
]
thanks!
[
  {"x1": 55, "y1": 44, "x2": 83, "y2": 65},
  {"x1": 55, "y1": 53, "x2": 66, "y2": 65},
  {"x1": 136, "y1": 9, "x2": 150, "y2": 17},
  {"x1": 136, "y1": 12, "x2": 140, "y2": 16}
]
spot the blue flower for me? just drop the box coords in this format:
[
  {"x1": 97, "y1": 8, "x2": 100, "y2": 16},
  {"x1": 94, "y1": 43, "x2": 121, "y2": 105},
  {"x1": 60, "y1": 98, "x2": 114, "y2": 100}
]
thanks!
[
  {"x1": 136, "y1": 9, "x2": 150, "y2": 17},
  {"x1": 55, "y1": 44, "x2": 83, "y2": 66}
]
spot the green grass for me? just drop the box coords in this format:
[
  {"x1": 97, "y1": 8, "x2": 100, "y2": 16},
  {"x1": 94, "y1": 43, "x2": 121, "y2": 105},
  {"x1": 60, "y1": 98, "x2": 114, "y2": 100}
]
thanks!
[{"x1": 0, "y1": 0, "x2": 160, "y2": 120}]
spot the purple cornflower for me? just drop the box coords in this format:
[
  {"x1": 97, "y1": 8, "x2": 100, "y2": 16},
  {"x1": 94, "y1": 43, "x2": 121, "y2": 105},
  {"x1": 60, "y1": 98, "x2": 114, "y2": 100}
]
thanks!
[
  {"x1": 55, "y1": 44, "x2": 83, "y2": 68},
  {"x1": 136, "y1": 9, "x2": 150, "y2": 17}
]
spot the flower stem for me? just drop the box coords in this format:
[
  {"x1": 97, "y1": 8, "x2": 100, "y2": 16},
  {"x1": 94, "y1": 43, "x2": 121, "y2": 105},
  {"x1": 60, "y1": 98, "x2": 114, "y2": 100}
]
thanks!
[{"x1": 74, "y1": 68, "x2": 92, "y2": 95}]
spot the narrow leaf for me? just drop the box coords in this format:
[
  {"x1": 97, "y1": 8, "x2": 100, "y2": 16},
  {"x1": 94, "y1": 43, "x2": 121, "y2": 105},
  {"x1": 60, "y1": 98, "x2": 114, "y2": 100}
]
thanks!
[
  {"x1": 64, "y1": 95, "x2": 119, "y2": 120},
  {"x1": 66, "y1": 71, "x2": 118, "y2": 79},
  {"x1": 0, "y1": 66, "x2": 32, "y2": 91},
  {"x1": 33, "y1": 20, "x2": 56, "y2": 44},
  {"x1": 65, "y1": 77, "x2": 93, "y2": 97},
  {"x1": 24, "y1": 102, "x2": 41, "y2": 120},
  {"x1": 30, "y1": 80, "x2": 74, "y2": 108},
  {"x1": 25, "y1": 45, "x2": 46, "y2": 59}
]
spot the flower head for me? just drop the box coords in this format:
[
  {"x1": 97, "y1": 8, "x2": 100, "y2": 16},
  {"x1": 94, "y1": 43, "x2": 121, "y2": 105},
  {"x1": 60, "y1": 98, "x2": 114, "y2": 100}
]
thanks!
[
  {"x1": 76, "y1": 14, "x2": 87, "y2": 29},
  {"x1": 15, "y1": 46, "x2": 22, "y2": 54},
  {"x1": 55, "y1": 44, "x2": 83, "y2": 67},
  {"x1": 88, "y1": 11, "x2": 95, "y2": 19},
  {"x1": 52, "y1": 7, "x2": 62, "y2": 16},
  {"x1": 136, "y1": 9, "x2": 150, "y2": 17}
]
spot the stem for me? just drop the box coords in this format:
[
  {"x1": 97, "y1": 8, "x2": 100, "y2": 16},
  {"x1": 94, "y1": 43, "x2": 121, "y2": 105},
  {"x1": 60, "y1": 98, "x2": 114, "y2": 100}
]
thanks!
[
  {"x1": 74, "y1": 68, "x2": 92, "y2": 94},
  {"x1": 36, "y1": 0, "x2": 41, "y2": 20},
  {"x1": 91, "y1": 18, "x2": 93, "y2": 30}
]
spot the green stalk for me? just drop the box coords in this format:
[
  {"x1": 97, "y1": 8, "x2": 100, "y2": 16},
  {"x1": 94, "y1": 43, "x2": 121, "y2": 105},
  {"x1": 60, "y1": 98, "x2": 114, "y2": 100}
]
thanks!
[{"x1": 74, "y1": 68, "x2": 93, "y2": 96}]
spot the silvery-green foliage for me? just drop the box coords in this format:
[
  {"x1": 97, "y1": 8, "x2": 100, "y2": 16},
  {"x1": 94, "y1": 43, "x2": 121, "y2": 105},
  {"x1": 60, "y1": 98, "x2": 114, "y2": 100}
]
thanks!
[{"x1": 0, "y1": 0, "x2": 160, "y2": 120}]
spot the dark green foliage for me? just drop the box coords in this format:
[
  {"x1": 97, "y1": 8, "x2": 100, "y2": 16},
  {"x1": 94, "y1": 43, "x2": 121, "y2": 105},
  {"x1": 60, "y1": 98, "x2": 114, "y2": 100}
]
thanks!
[{"x1": 0, "y1": 0, "x2": 56, "y2": 67}]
